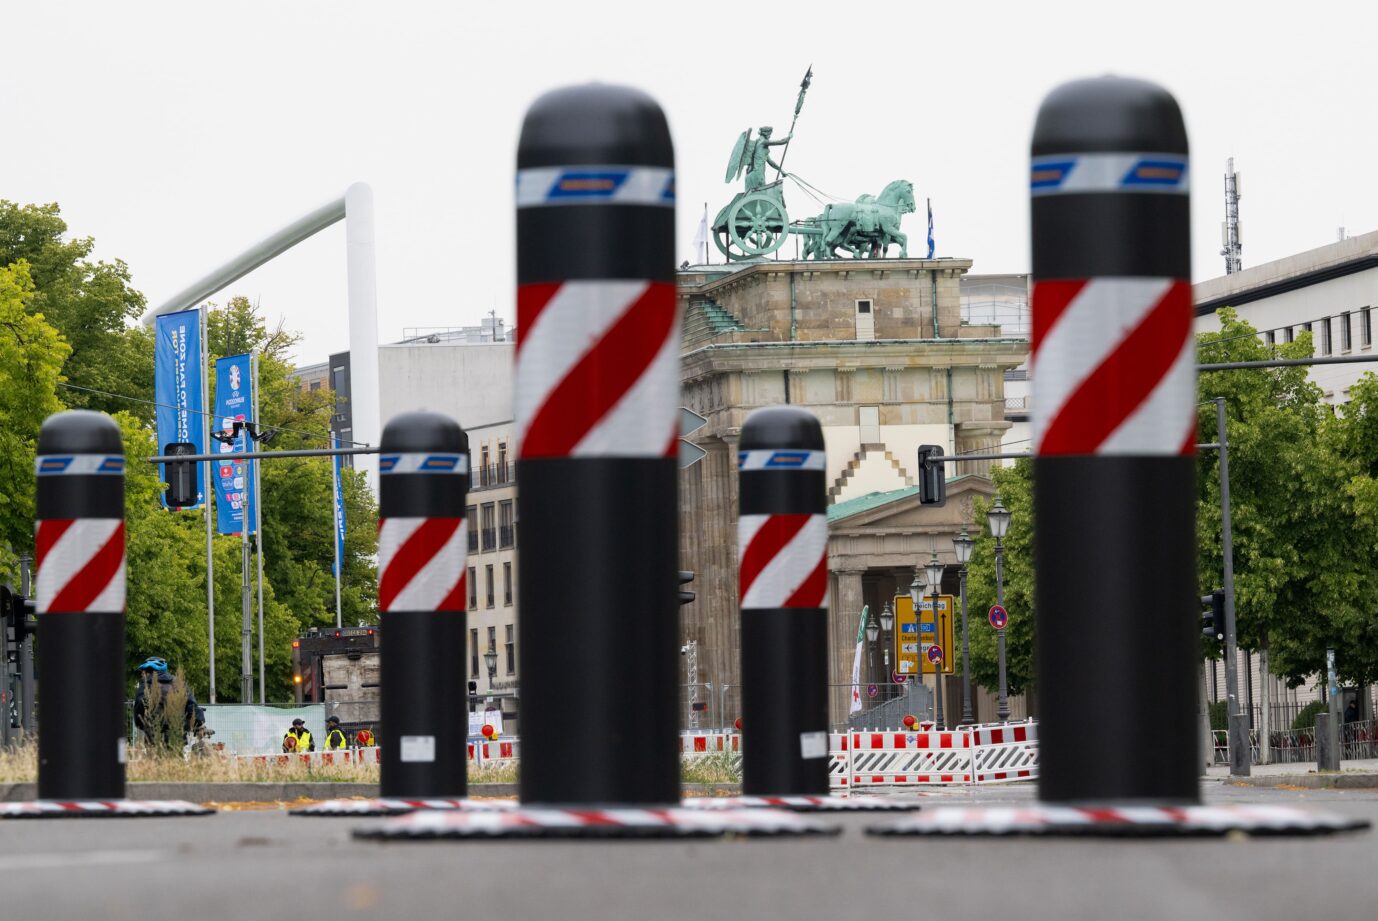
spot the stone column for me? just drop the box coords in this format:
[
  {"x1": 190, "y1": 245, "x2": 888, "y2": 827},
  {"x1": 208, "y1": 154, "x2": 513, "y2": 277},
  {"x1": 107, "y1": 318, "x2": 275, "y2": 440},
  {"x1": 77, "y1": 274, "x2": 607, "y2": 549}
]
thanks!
[
  {"x1": 955, "y1": 420, "x2": 1013, "y2": 479},
  {"x1": 832, "y1": 569, "x2": 865, "y2": 724}
]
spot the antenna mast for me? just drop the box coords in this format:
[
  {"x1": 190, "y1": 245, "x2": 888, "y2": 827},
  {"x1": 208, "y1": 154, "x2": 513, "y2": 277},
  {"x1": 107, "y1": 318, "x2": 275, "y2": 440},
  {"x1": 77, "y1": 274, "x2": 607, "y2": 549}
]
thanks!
[{"x1": 1221, "y1": 158, "x2": 1243, "y2": 274}]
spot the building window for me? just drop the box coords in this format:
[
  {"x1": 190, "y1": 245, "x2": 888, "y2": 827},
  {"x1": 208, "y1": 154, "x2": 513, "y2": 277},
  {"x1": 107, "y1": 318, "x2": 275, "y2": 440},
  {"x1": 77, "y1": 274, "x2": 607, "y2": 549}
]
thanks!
[
  {"x1": 1341, "y1": 312, "x2": 1353, "y2": 351},
  {"x1": 499, "y1": 500, "x2": 514, "y2": 548},
  {"x1": 480, "y1": 444, "x2": 491, "y2": 486},
  {"x1": 859, "y1": 405, "x2": 880, "y2": 443},
  {"x1": 470, "y1": 628, "x2": 479, "y2": 677},
  {"x1": 486, "y1": 626, "x2": 497, "y2": 670},
  {"x1": 497, "y1": 441, "x2": 509, "y2": 483},
  {"x1": 1320, "y1": 317, "x2": 1332, "y2": 355},
  {"x1": 467, "y1": 566, "x2": 476, "y2": 609},
  {"x1": 485, "y1": 564, "x2": 495, "y2": 608},
  {"x1": 466, "y1": 505, "x2": 478, "y2": 552},
  {"x1": 309, "y1": 380, "x2": 321, "y2": 391},
  {"x1": 1264, "y1": 330, "x2": 1275, "y2": 347},
  {"x1": 855, "y1": 299, "x2": 875, "y2": 341},
  {"x1": 1285, "y1": 326, "x2": 1295, "y2": 343},
  {"x1": 1363, "y1": 308, "x2": 1373, "y2": 347},
  {"x1": 503, "y1": 561, "x2": 513, "y2": 606},
  {"x1": 505, "y1": 624, "x2": 515, "y2": 674},
  {"x1": 481, "y1": 503, "x2": 496, "y2": 551}
]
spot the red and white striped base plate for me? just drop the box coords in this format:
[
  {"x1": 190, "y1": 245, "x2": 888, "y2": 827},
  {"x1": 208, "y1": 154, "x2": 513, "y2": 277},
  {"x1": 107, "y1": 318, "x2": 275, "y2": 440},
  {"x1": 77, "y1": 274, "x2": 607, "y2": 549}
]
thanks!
[
  {"x1": 352, "y1": 806, "x2": 840, "y2": 840},
  {"x1": 0, "y1": 800, "x2": 213, "y2": 819},
  {"x1": 683, "y1": 795, "x2": 925, "y2": 812},
  {"x1": 292, "y1": 797, "x2": 516, "y2": 817},
  {"x1": 867, "y1": 803, "x2": 1370, "y2": 837}
]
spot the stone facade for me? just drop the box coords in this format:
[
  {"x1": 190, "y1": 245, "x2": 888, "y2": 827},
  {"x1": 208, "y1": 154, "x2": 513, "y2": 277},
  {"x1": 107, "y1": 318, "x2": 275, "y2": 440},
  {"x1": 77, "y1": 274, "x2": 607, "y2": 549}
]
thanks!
[{"x1": 676, "y1": 258, "x2": 1029, "y2": 723}]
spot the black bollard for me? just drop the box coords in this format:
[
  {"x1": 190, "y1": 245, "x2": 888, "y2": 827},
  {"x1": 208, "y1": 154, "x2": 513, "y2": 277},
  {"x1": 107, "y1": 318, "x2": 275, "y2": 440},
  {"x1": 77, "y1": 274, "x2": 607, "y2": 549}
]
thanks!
[
  {"x1": 737, "y1": 407, "x2": 829, "y2": 796},
  {"x1": 1030, "y1": 77, "x2": 1198, "y2": 804},
  {"x1": 377, "y1": 412, "x2": 470, "y2": 798},
  {"x1": 35, "y1": 410, "x2": 128, "y2": 800},
  {"x1": 514, "y1": 84, "x2": 680, "y2": 805}
]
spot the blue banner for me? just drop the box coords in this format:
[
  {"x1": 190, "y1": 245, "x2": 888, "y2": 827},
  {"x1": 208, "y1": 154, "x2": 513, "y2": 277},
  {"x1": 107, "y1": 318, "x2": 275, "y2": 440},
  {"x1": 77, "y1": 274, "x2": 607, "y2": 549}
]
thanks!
[
  {"x1": 332, "y1": 432, "x2": 346, "y2": 575},
  {"x1": 213, "y1": 354, "x2": 257, "y2": 535},
  {"x1": 154, "y1": 310, "x2": 206, "y2": 509}
]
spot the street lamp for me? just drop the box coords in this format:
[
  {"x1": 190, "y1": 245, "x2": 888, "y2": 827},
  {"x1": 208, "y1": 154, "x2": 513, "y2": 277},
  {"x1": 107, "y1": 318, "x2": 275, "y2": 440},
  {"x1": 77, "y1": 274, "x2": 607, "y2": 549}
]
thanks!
[
  {"x1": 865, "y1": 609, "x2": 879, "y2": 702},
  {"x1": 952, "y1": 528, "x2": 975, "y2": 726},
  {"x1": 925, "y1": 552, "x2": 945, "y2": 729},
  {"x1": 484, "y1": 646, "x2": 498, "y2": 685},
  {"x1": 987, "y1": 495, "x2": 1012, "y2": 722},
  {"x1": 879, "y1": 602, "x2": 894, "y2": 699}
]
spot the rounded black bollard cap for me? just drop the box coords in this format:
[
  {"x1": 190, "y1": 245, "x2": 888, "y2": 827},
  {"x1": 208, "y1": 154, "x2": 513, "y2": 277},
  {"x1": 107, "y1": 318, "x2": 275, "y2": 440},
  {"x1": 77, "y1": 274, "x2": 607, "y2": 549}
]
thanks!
[
  {"x1": 37, "y1": 410, "x2": 123, "y2": 455},
  {"x1": 1032, "y1": 76, "x2": 1186, "y2": 156},
  {"x1": 381, "y1": 412, "x2": 468, "y2": 454},
  {"x1": 740, "y1": 407, "x2": 824, "y2": 452},
  {"x1": 518, "y1": 84, "x2": 673, "y2": 169}
]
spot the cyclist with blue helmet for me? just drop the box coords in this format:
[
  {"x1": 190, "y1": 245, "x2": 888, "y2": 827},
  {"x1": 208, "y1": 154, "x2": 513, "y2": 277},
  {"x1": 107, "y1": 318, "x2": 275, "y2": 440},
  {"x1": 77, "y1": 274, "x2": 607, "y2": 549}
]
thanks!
[{"x1": 133, "y1": 656, "x2": 202, "y2": 747}]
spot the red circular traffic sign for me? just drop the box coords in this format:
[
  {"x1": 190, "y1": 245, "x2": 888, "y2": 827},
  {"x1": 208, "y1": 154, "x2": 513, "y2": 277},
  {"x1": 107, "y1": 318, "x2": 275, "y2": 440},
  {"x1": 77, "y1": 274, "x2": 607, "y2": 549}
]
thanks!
[
  {"x1": 988, "y1": 604, "x2": 1009, "y2": 629},
  {"x1": 927, "y1": 644, "x2": 943, "y2": 664},
  {"x1": 892, "y1": 671, "x2": 908, "y2": 685},
  {"x1": 867, "y1": 683, "x2": 878, "y2": 698}
]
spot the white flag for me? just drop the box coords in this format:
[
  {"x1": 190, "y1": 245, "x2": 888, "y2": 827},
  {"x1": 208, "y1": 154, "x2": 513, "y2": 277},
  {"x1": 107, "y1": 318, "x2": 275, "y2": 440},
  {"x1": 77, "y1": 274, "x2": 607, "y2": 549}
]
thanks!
[
  {"x1": 691, "y1": 204, "x2": 708, "y2": 264},
  {"x1": 849, "y1": 604, "x2": 869, "y2": 714}
]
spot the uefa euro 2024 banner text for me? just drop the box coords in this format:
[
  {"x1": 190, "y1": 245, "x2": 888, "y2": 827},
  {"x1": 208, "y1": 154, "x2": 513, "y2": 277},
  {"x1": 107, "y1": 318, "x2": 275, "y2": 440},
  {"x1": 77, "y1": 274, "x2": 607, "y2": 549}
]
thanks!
[
  {"x1": 214, "y1": 353, "x2": 258, "y2": 535},
  {"x1": 332, "y1": 432, "x2": 346, "y2": 575},
  {"x1": 154, "y1": 309, "x2": 206, "y2": 510}
]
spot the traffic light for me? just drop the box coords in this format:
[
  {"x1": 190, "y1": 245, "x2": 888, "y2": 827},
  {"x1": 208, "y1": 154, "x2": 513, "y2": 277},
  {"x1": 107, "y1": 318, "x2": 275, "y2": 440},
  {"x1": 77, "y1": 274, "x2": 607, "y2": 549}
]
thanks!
[
  {"x1": 678, "y1": 570, "x2": 696, "y2": 606},
  {"x1": 917, "y1": 444, "x2": 946, "y2": 506},
  {"x1": 1, "y1": 585, "x2": 36, "y2": 643},
  {"x1": 163, "y1": 441, "x2": 199, "y2": 508},
  {"x1": 1201, "y1": 590, "x2": 1225, "y2": 641}
]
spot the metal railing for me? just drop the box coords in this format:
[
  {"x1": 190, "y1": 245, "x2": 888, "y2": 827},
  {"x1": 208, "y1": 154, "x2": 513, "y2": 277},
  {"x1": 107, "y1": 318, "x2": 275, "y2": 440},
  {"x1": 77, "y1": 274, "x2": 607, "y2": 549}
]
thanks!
[
  {"x1": 480, "y1": 527, "x2": 496, "y2": 551},
  {"x1": 1212, "y1": 718, "x2": 1378, "y2": 765},
  {"x1": 499, "y1": 525, "x2": 515, "y2": 548},
  {"x1": 474, "y1": 463, "x2": 512, "y2": 489},
  {"x1": 467, "y1": 528, "x2": 479, "y2": 552}
]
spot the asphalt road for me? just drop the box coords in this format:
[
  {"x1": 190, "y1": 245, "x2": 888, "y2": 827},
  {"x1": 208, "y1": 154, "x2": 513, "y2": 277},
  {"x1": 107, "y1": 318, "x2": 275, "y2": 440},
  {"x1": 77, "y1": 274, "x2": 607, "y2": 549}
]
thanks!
[{"x1": 2, "y1": 783, "x2": 1375, "y2": 921}]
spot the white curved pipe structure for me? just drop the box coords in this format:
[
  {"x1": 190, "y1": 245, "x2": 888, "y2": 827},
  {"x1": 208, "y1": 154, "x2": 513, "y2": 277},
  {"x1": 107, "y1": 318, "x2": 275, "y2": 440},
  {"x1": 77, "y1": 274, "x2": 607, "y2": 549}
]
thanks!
[{"x1": 140, "y1": 182, "x2": 381, "y2": 487}]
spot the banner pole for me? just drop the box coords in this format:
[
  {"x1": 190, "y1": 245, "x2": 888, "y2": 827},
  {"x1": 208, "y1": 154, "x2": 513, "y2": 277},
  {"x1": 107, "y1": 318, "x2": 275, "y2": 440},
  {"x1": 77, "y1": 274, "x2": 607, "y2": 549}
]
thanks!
[
  {"x1": 331, "y1": 431, "x2": 344, "y2": 629},
  {"x1": 202, "y1": 306, "x2": 216, "y2": 703},
  {"x1": 254, "y1": 354, "x2": 266, "y2": 705}
]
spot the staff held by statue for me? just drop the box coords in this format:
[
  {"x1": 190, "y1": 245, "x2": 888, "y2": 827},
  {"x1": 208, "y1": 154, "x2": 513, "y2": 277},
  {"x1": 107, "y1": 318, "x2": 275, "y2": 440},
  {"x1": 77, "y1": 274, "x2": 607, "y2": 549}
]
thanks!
[{"x1": 774, "y1": 65, "x2": 812, "y2": 178}]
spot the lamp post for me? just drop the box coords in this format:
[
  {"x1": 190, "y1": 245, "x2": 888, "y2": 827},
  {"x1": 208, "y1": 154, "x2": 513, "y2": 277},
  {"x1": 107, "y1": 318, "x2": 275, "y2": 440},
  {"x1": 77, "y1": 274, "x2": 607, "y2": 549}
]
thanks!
[
  {"x1": 879, "y1": 602, "x2": 894, "y2": 700},
  {"x1": 987, "y1": 496, "x2": 1012, "y2": 723},
  {"x1": 926, "y1": 552, "x2": 946, "y2": 729},
  {"x1": 484, "y1": 645, "x2": 498, "y2": 715},
  {"x1": 865, "y1": 611, "x2": 880, "y2": 709},
  {"x1": 908, "y1": 569, "x2": 923, "y2": 715},
  {"x1": 953, "y1": 528, "x2": 975, "y2": 726}
]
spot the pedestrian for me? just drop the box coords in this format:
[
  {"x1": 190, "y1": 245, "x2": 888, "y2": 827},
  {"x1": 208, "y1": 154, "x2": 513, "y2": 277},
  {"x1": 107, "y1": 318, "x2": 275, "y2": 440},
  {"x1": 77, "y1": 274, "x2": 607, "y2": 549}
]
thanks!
[
  {"x1": 133, "y1": 656, "x2": 203, "y2": 749},
  {"x1": 324, "y1": 715, "x2": 348, "y2": 750},
  {"x1": 1344, "y1": 699, "x2": 1359, "y2": 724},
  {"x1": 283, "y1": 717, "x2": 314, "y2": 752}
]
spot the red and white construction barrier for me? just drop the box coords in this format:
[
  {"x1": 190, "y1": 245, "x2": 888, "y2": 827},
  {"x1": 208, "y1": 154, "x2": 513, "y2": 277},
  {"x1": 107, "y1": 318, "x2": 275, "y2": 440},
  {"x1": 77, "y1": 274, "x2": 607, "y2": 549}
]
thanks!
[
  {"x1": 293, "y1": 797, "x2": 517, "y2": 817},
  {"x1": 679, "y1": 732, "x2": 740, "y2": 754},
  {"x1": 970, "y1": 722, "x2": 1038, "y2": 784},
  {"x1": 868, "y1": 803, "x2": 1369, "y2": 837}
]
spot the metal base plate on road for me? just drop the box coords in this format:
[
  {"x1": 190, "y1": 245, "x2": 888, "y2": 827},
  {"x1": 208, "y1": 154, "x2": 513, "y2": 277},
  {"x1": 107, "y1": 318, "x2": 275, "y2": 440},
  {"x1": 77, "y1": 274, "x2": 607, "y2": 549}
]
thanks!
[
  {"x1": 0, "y1": 800, "x2": 214, "y2": 819},
  {"x1": 292, "y1": 797, "x2": 516, "y2": 817},
  {"x1": 353, "y1": 806, "x2": 841, "y2": 840},
  {"x1": 867, "y1": 803, "x2": 1371, "y2": 837},
  {"x1": 684, "y1": 795, "x2": 925, "y2": 812}
]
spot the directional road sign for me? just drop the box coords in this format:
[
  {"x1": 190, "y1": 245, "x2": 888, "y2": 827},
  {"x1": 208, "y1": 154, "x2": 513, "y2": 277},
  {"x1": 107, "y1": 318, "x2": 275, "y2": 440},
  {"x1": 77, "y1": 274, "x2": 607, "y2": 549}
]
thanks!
[
  {"x1": 988, "y1": 604, "x2": 1009, "y2": 630},
  {"x1": 678, "y1": 407, "x2": 709, "y2": 469},
  {"x1": 892, "y1": 594, "x2": 955, "y2": 676}
]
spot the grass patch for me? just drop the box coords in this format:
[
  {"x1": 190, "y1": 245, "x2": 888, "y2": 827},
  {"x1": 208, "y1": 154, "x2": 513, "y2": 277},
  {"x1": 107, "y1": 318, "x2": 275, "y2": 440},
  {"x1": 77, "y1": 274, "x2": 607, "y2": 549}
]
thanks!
[{"x1": 682, "y1": 752, "x2": 741, "y2": 785}]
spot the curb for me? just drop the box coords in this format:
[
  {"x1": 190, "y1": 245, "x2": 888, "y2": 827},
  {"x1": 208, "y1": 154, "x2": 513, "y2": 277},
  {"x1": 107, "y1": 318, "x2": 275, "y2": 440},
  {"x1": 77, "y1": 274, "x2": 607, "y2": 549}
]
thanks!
[
  {"x1": 1226, "y1": 773, "x2": 1378, "y2": 790},
  {"x1": 0, "y1": 781, "x2": 742, "y2": 804}
]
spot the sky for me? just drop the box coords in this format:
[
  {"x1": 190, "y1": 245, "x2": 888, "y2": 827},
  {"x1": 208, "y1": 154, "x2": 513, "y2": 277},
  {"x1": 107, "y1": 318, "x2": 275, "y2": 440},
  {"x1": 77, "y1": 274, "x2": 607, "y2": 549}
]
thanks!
[{"x1": 7, "y1": 1, "x2": 1378, "y2": 366}]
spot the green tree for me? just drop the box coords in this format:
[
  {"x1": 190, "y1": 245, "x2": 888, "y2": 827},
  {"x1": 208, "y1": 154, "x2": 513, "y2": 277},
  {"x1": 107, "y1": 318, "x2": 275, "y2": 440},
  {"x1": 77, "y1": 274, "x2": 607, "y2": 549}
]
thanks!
[
  {"x1": 0, "y1": 262, "x2": 70, "y2": 578},
  {"x1": 961, "y1": 459, "x2": 1036, "y2": 697},
  {"x1": 0, "y1": 201, "x2": 152, "y2": 421}
]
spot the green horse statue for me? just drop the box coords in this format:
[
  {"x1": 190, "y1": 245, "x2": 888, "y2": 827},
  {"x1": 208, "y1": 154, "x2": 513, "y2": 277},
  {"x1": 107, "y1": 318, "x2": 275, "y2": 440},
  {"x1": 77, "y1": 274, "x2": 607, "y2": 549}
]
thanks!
[{"x1": 801, "y1": 180, "x2": 916, "y2": 259}]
